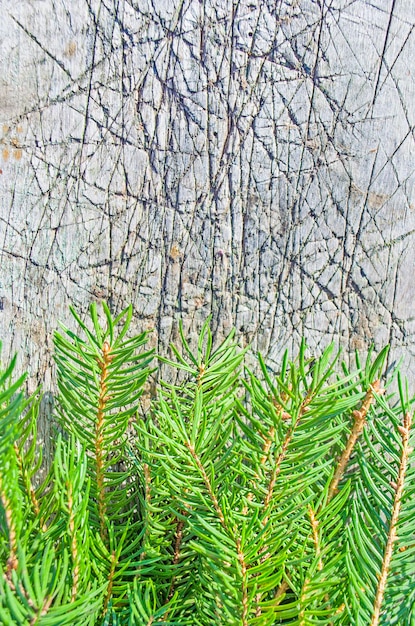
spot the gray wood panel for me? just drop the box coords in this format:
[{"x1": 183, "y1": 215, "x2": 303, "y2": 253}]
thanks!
[{"x1": 1, "y1": 0, "x2": 414, "y2": 395}]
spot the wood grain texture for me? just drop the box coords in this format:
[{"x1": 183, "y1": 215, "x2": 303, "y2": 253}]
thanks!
[{"x1": 0, "y1": 0, "x2": 414, "y2": 397}]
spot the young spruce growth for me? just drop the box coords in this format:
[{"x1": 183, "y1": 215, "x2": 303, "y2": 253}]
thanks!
[{"x1": 0, "y1": 303, "x2": 414, "y2": 625}]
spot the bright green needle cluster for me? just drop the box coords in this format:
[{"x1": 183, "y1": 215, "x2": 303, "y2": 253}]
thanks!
[{"x1": 0, "y1": 304, "x2": 414, "y2": 625}]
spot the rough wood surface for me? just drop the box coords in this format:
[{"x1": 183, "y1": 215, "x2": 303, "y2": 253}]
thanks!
[{"x1": 1, "y1": 0, "x2": 414, "y2": 398}]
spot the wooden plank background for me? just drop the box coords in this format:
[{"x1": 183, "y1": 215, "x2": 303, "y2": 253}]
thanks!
[{"x1": 0, "y1": 0, "x2": 414, "y2": 400}]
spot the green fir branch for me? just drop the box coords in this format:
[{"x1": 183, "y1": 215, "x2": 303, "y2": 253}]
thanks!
[{"x1": 0, "y1": 306, "x2": 415, "y2": 624}]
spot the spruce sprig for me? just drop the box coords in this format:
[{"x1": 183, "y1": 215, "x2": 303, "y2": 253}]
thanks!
[{"x1": 0, "y1": 306, "x2": 414, "y2": 624}]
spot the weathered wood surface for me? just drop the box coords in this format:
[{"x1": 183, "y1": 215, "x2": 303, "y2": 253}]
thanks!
[{"x1": 1, "y1": 0, "x2": 414, "y2": 395}]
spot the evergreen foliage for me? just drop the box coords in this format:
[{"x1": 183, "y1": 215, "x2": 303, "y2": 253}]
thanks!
[{"x1": 0, "y1": 303, "x2": 414, "y2": 625}]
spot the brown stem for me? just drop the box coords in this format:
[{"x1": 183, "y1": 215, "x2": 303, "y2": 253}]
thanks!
[
  {"x1": 172, "y1": 519, "x2": 185, "y2": 565},
  {"x1": 0, "y1": 479, "x2": 37, "y2": 613},
  {"x1": 248, "y1": 418, "x2": 276, "y2": 618},
  {"x1": 102, "y1": 551, "x2": 117, "y2": 616},
  {"x1": 370, "y1": 411, "x2": 412, "y2": 626},
  {"x1": 257, "y1": 393, "x2": 291, "y2": 476},
  {"x1": 167, "y1": 517, "x2": 185, "y2": 600},
  {"x1": 0, "y1": 473, "x2": 18, "y2": 577},
  {"x1": 29, "y1": 595, "x2": 53, "y2": 625},
  {"x1": 300, "y1": 506, "x2": 332, "y2": 621},
  {"x1": 165, "y1": 362, "x2": 207, "y2": 601},
  {"x1": 197, "y1": 363, "x2": 205, "y2": 387},
  {"x1": 308, "y1": 506, "x2": 323, "y2": 572},
  {"x1": 242, "y1": 424, "x2": 276, "y2": 516},
  {"x1": 262, "y1": 391, "x2": 312, "y2": 524},
  {"x1": 274, "y1": 580, "x2": 289, "y2": 604},
  {"x1": 243, "y1": 396, "x2": 291, "y2": 516},
  {"x1": 252, "y1": 392, "x2": 311, "y2": 616},
  {"x1": 299, "y1": 579, "x2": 310, "y2": 626},
  {"x1": 236, "y1": 537, "x2": 248, "y2": 626},
  {"x1": 298, "y1": 381, "x2": 383, "y2": 623},
  {"x1": 185, "y1": 441, "x2": 248, "y2": 622},
  {"x1": 298, "y1": 508, "x2": 324, "y2": 626},
  {"x1": 255, "y1": 592, "x2": 262, "y2": 617},
  {"x1": 139, "y1": 462, "x2": 152, "y2": 563},
  {"x1": 13, "y1": 443, "x2": 46, "y2": 530},
  {"x1": 185, "y1": 441, "x2": 225, "y2": 525},
  {"x1": 327, "y1": 380, "x2": 383, "y2": 503},
  {"x1": 247, "y1": 394, "x2": 290, "y2": 616},
  {"x1": 260, "y1": 426, "x2": 275, "y2": 466},
  {"x1": 67, "y1": 481, "x2": 79, "y2": 603},
  {"x1": 96, "y1": 340, "x2": 113, "y2": 542}
]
